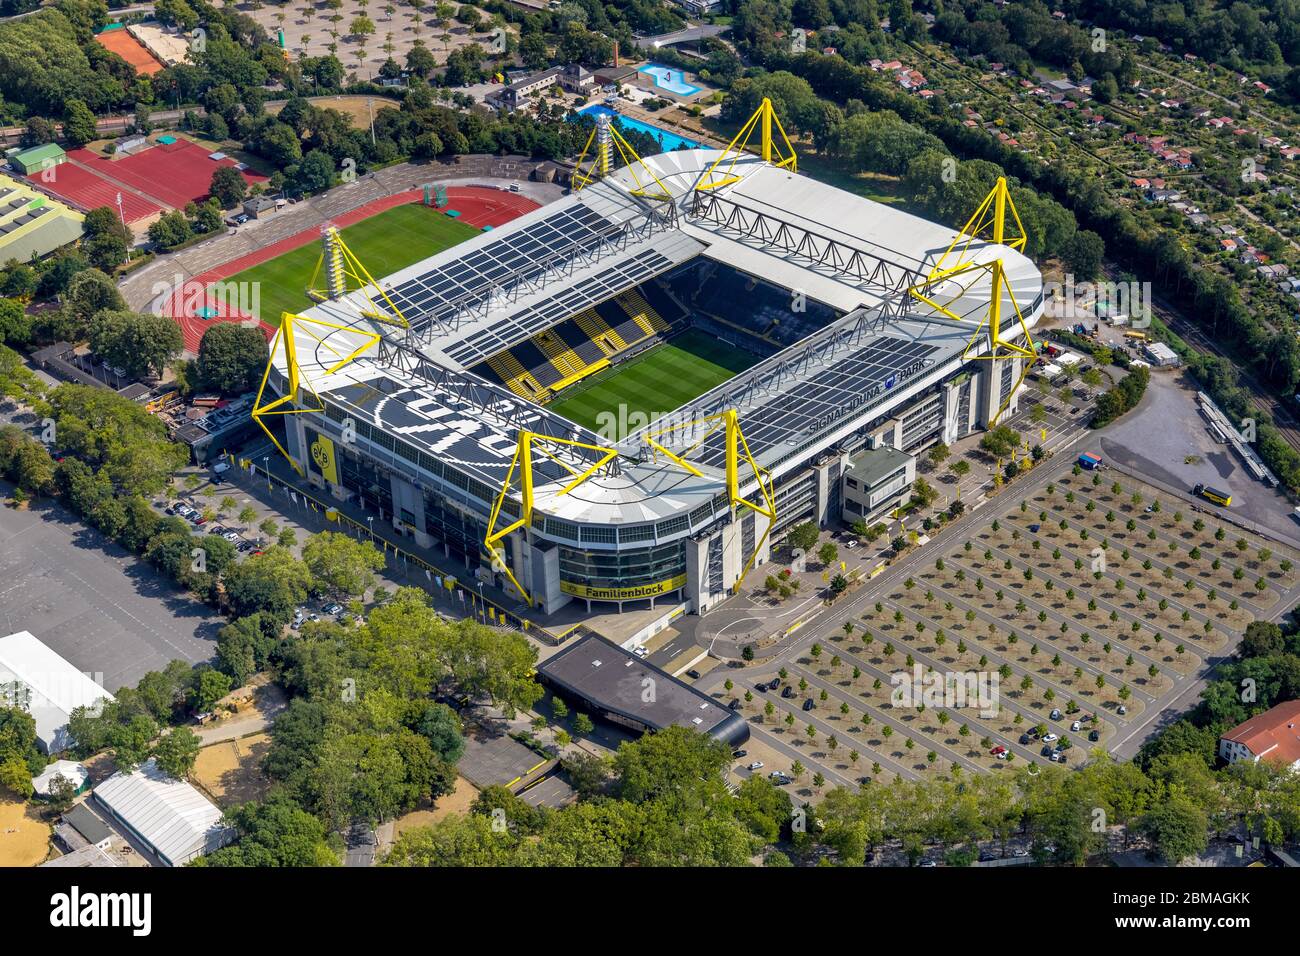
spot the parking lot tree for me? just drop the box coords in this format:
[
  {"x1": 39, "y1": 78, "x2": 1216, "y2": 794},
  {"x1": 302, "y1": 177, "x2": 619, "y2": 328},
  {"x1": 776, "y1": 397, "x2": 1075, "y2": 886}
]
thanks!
[
  {"x1": 223, "y1": 545, "x2": 315, "y2": 620},
  {"x1": 302, "y1": 531, "x2": 387, "y2": 599},
  {"x1": 788, "y1": 520, "x2": 820, "y2": 553},
  {"x1": 818, "y1": 541, "x2": 839, "y2": 566},
  {"x1": 573, "y1": 713, "x2": 594, "y2": 735}
]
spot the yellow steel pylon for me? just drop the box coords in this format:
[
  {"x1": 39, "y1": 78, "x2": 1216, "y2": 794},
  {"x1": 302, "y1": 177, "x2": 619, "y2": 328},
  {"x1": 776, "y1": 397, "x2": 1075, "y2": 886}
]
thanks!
[
  {"x1": 696, "y1": 97, "x2": 798, "y2": 192},
  {"x1": 251, "y1": 311, "x2": 381, "y2": 475},
  {"x1": 572, "y1": 111, "x2": 673, "y2": 201},
  {"x1": 306, "y1": 225, "x2": 409, "y2": 329},
  {"x1": 644, "y1": 409, "x2": 776, "y2": 591},
  {"x1": 926, "y1": 176, "x2": 1026, "y2": 280},
  {"x1": 485, "y1": 432, "x2": 619, "y2": 606}
]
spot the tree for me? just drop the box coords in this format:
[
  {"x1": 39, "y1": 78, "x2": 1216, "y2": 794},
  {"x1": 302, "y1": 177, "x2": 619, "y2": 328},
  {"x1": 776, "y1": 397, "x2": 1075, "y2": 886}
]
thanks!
[
  {"x1": 223, "y1": 546, "x2": 315, "y2": 620},
  {"x1": 209, "y1": 166, "x2": 248, "y2": 209},
  {"x1": 302, "y1": 531, "x2": 386, "y2": 599},
  {"x1": 416, "y1": 703, "x2": 465, "y2": 764},
  {"x1": 350, "y1": 15, "x2": 376, "y2": 37},
  {"x1": 1138, "y1": 792, "x2": 1208, "y2": 864},
  {"x1": 63, "y1": 99, "x2": 98, "y2": 148},
  {"x1": 88, "y1": 310, "x2": 184, "y2": 380},
  {"x1": 195, "y1": 323, "x2": 270, "y2": 394},
  {"x1": 152, "y1": 726, "x2": 202, "y2": 778},
  {"x1": 196, "y1": 795, "x2": 339, "y2": 866},
  {"x1": 818, "y1": 541, "x2": 839, "y2": 567},
  {"x1": 1065, "y1": 230, "x2": 1106, "y2": 280},
  {"x1": 0, "y1": 298, "x2": 33, "y2": 347},
  {"x1": 788, "y1": 521, "x2": 820, "y2": 553},
  {"x1": 62, "y1": 268, "x2": 125, "y2": 338}
]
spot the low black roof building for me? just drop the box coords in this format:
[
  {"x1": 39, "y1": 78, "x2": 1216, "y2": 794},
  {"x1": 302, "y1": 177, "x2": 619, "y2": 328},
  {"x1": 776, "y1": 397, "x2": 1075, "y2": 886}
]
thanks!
[{"x1": 538, "y1": 634, "x2": 749, "y2": 747}]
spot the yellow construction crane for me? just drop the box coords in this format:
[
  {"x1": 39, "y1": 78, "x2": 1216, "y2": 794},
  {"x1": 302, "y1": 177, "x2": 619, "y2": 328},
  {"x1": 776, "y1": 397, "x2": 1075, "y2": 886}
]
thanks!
[
  {"x1": 696, "y1": 97, "x2": 798, "y2": 192},
  {"x1": 306, "y1": 224, "x2": 409, "y2": 329}
]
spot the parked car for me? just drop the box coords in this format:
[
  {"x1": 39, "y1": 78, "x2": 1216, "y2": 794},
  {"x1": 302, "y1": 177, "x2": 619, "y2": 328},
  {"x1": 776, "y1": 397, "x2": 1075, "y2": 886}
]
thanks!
[
  {"x1": 802, "y1": 698, "x2": 815, "y2": 711},
  {"x1": 727, "y1": 698, "x2": 740, "y2": 710},
  {"x1": 686, "y1": 669, "x2": 702, "y2": 680},
  {"x1": 732, "y1": 750, "x2": 747, "y2": 759},
  {"x1": 1050, "y1": 708, "x2": 1062, "y2": 720},
  {"x1": 755, "y1": 682, "x2": 768, "y2": 693},
  {"x1": 211, "y1": 460, "x2": 231, "y2": 475},
  {"x1": 1042, "y1": 733, "x2": 1059, "y2": 743},
  {"x1": 1019, "y1": 733, "x2": 1031, "y2": 745},
  {"x1": 1117, "y1": 705, "x2": 1128, "y2": 716},
  {"x1": 767, "y1": 678, "x2": 780, "y2": 690},
  {"x1": 1041, "y1": 745, "x2": 1054, "y2": 757},
  {"x1": 781, "y1": 686, "x2": 795, "y2": 699},
  {"x1": 1028, "y1": 523, "x2": 1040, "y2": 532},
  {"x1": 322, "y1": 602, "x2": 344, "y2": 615},
  {"x1": 1070, "y1": 720, "x2": 1081, "y2": 732},
  {"x1": 1088, "y1": 729, "x2": 1101, "y2": 742},
  {"x1": 223, "y1": 531, "x2": 240, "y2": 542},
  {"x1": 747, "y1": 761, "x2": 764, "y2": 771}
]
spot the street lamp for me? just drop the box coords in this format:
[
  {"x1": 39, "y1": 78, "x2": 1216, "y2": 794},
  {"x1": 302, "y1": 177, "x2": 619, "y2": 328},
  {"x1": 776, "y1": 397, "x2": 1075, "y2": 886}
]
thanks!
[
  {"x1": 262, "y1": 456, "x2": 271, "y2": 491},
  {"x1": 366, "y1": 515, "x2": 375, "y2": 544}
]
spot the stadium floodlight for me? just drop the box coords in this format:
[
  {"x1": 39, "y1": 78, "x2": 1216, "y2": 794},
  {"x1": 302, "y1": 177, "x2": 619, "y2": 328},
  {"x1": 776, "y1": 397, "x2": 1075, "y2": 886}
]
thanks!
[
  {"x1": 643, "y1": 409, "x2": 776, "y2": 591},
  {"x1": 485, "y1": 431, "x2": 620, "y2": 606},
  {"x1": 573, "y1": 111, "x2": 673, "y2": 202},
  {"x1": 251, "y1": 311, "x2": 381, "y2": 476},
  {"x1": 695, "y1": 96, "x2": 798, "y2": 192},
  {"x1": 305, "y1": 224, "x2": 409, "y2": 329}
]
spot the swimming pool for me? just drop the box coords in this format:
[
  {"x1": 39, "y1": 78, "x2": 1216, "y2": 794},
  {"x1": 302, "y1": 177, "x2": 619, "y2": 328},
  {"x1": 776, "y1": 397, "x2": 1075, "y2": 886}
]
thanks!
[
  {"x1": 574, "y1": 105, "x2": 702, "y2": 153},
  {"x1": 639, "y1": 63, "x2": 701, "y2": 97}
]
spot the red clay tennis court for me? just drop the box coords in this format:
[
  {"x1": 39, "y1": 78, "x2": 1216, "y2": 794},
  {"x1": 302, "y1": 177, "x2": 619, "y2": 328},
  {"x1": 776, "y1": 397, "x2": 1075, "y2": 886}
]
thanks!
[
  {"x1": 68, "y1": 140, "x2": 267, "y2": 211},
  {"x1": 26, "y1": 163, "x2": 163, "y2": 223},
  {"x1": 94, "y1": 29, "x2": 165, "y2": 76}
]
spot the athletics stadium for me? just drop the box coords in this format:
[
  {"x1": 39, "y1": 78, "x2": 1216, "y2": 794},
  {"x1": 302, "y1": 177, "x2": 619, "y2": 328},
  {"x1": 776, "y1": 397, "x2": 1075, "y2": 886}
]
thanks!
[{"x1": 251, "y1": 102, "x2": 1044, "y2": 622}]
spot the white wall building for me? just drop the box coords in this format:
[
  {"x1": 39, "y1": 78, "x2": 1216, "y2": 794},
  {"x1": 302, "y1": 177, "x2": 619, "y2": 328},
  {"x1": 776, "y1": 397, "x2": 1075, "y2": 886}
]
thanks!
[
  {"x1": 0, "y1": 631, "x2": 115, "y2": 753},
  {"x1": 93, "y1": 759, "x2": 233, "y2": 867}
]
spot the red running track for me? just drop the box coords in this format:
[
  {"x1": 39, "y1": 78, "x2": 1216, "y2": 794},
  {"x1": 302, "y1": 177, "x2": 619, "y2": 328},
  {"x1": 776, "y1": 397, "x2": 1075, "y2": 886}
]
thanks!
[
  {"x1": 26, "y1": 163, "x2": 163, "y2": 223},
  {"x1": 164, "y1": 186, "x2": 540, "y2": 354}
]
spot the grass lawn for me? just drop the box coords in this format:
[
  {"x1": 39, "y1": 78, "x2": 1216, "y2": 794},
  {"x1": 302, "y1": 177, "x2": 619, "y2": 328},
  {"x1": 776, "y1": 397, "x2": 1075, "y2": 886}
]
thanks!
[
  {"x1": 216, "y1": 203, "x2": 480, "y2": 324},
  {"x1": 548, "y1": 329, "x2": 761, "y2": 432}
]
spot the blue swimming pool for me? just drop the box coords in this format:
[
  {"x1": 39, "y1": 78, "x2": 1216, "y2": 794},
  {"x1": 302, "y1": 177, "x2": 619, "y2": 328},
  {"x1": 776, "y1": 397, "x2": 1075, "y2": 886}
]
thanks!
[
  {"x1": 573, "y1": 105, "x2": 702, "y2": 153},
  {"x1": 639, "y1": 63, "x2": 701, "y2": 97}
]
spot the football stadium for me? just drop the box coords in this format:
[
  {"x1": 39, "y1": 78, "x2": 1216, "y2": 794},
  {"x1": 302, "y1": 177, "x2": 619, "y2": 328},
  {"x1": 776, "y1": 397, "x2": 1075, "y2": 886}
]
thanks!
[{"x1": 252, "y1": 102, "x2": 1044, "y2": 620}]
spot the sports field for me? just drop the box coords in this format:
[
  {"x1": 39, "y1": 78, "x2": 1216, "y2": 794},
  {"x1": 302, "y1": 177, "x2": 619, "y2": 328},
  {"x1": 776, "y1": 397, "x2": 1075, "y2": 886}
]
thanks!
[
  {"x1": 216, "y1": 203, "x2": 480, "y2": 323},
  {"x1": 549, "y1": 329, "x2": 761, "y2": 432}
]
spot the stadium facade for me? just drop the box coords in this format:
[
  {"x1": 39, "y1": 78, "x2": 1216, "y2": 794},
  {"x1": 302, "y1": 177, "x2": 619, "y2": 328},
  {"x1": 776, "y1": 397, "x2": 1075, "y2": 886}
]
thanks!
[{"x1": 256, "y1": 108, "x2": 1044, "y2": 622}]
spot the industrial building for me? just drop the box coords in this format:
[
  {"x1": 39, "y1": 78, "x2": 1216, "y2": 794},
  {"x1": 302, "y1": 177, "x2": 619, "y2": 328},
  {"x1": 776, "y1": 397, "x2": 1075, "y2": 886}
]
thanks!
[
  {"x1": 0, "y1": 173, "x2": 84, "y2": 262},
  {"x1": 250, "y1": 100, "x2": 1043, "y2": 631}
]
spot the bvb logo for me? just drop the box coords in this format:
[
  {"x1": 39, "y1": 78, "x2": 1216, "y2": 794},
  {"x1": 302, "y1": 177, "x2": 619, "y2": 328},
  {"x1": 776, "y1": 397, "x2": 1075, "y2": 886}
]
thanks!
[{"x1": 311, "y1": 438, "x2": 333, "y2": 472}]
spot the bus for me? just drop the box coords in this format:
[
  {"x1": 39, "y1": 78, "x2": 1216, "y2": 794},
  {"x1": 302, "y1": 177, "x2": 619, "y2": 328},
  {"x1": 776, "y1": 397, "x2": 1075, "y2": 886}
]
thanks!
[
  {"x1": 1123, "y1": 330, "x2": 1148, "y2": 342},
  {"x1": 1194, "y1": 483, "x2": 1232, "y2": 507}
]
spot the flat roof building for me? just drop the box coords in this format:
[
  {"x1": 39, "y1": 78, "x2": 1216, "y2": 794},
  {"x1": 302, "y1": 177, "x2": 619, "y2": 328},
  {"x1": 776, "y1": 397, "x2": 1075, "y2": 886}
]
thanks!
[
  {"x1": 842, "y1": 444, "x2": 916, "y2": 525},
  {"x1": 0, "y1": 631, "x2": 115, "y2": 754},
  {"x1": 93, "y1": 758, "x2": 233, "y2": 867},
  {"x1": 0, "y1": 173, "x2": 84, "y2": 263},
  {"x1": 537, "y1": 633, "x2": 749, "y2": 746}
]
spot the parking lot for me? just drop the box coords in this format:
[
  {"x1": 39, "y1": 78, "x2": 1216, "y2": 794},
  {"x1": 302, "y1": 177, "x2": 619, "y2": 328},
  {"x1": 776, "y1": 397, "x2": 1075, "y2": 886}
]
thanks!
[
  {"x1": 1101, "y1": 371, "x2": 1300, "y2": 541},
  {"x1": 697, "y1": 448, "x2": 1300, "y2": 798},
  {"x1": 0, "y1": 486, "x2": 222, "y2": 695}
]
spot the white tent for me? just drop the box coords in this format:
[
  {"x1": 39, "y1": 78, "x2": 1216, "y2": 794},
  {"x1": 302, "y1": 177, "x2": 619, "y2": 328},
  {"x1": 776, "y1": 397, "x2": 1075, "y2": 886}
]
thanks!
[
  {"x1": 93, "y1": 759, "x2": 233, "y2": 867},
  {"x1": 32, "y1": 760, "x2": 89, "y2": 796},
  {"x1": 0, "y1": 631, "x2": 115, "y2": 753}
]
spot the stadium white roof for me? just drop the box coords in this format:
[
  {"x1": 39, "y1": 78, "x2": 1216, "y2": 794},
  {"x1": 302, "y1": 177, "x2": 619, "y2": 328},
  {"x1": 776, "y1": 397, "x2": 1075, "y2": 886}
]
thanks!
[
  {"x1": 272, "y1": 146, "x2": 1044, "y2": 528},
  {"x1": 93, "y1": 758, "x2": 232, "y2": 867},
  {"x1": 0, "y1": 631, "x2": 115, "y2": 754}
]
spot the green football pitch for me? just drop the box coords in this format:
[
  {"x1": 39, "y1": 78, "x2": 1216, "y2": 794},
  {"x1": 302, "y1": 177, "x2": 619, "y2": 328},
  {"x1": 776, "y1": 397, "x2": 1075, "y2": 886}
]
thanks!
[
  {"x1": 548, "y1": 329, "x2": 761, "y2": 433},
  {"x1": 215, "y1": 203, "x2": 480, "y2": 324}
]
